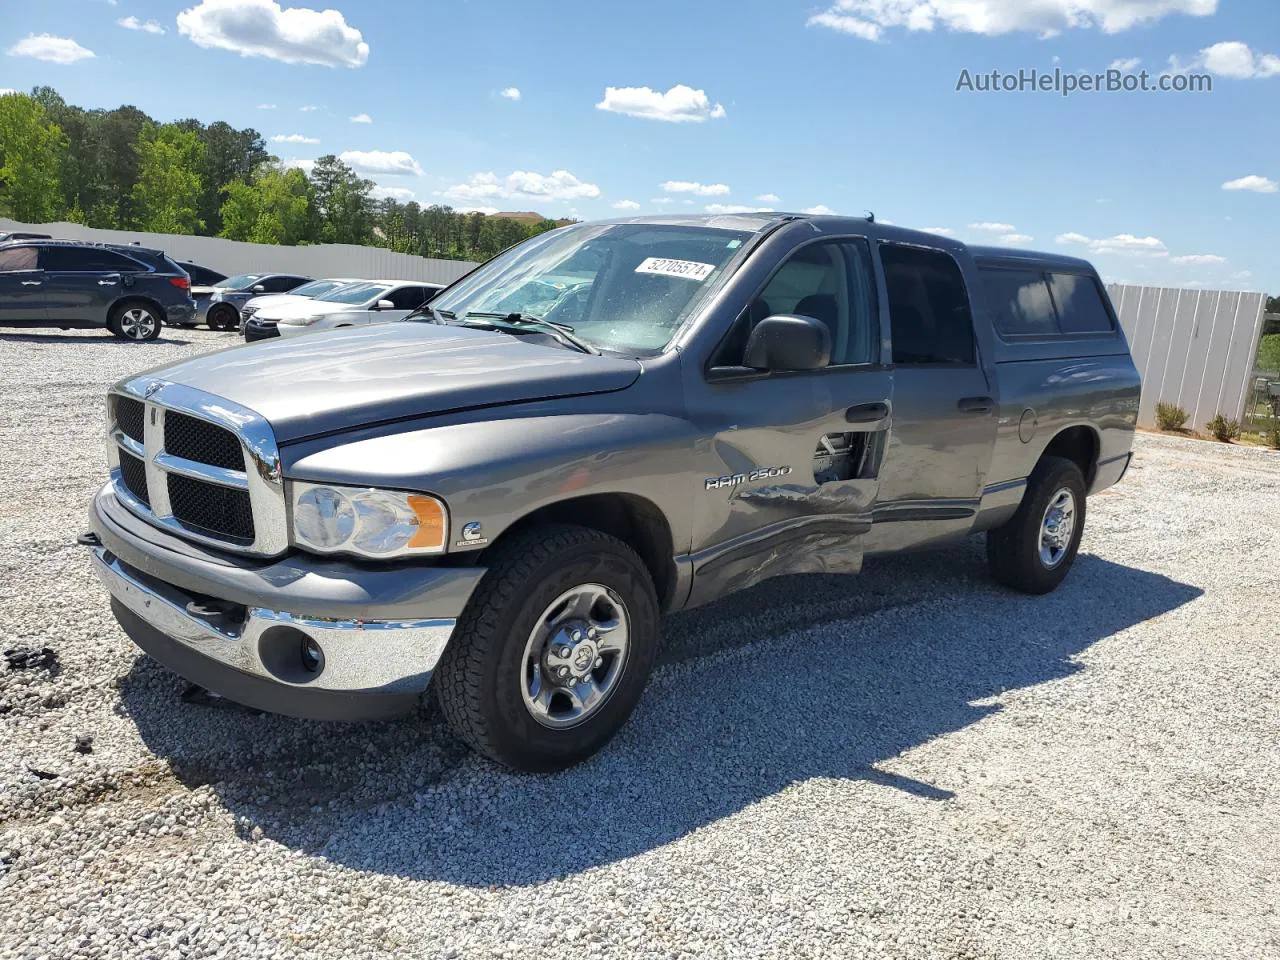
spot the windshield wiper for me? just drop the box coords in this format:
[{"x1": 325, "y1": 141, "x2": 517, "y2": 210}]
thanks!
[{"x1": 463, "y1": 312, "x2": 600, "y2": 355}]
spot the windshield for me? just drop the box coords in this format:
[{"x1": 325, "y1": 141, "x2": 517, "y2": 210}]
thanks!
[
  {"x1": 220, "y1": 274, "x2": 266, "y2": 290},
  {"x1": 289, "y1": 279, "x2": 352, "y2": 298},
  {"x1": 425, "y1": 222, "x2": 753, "y2": 355},
  {"x1": 317, "y1": 282, "x2": 391, "y2": 305}
]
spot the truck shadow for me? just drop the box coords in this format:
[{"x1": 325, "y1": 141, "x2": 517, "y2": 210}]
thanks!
[{"x1": 119, "y1": 542, "x2": 1201, "y2": 887}]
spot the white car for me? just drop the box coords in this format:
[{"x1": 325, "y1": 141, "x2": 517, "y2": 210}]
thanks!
[
  {"x1": 238, "y1": 278, "x2": 362, "y2": 332},
  {"x1": 244, "y1": 280, "x2": 445, "y2": 341}
]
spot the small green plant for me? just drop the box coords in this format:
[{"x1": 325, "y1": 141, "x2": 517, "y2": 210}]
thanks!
[
  {"x1": 1268, "y1": 425, "x2": 1280, "y2": 450},
  {"x1": 1155, "y1": 401, "x2": 1189, "y2": 431},
  {"x1": 1206, "y1": 415, "x2": 1241, "y2": 442}
]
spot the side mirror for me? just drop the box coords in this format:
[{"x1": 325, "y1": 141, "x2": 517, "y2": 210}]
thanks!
[
  {"x1": 375, "y1": 299, "x2": 395, "y2": 311},
  {"x1": 251, "y1": 284, "x2": 266, "y2": 293},
  {"x1": 743, "y1": 315, "x2": 832, "y2": 372}
]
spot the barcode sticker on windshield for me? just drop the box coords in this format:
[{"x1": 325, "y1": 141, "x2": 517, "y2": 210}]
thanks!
[{"x1": 634, "y1": 257, "x2": 716, "y2": 281}]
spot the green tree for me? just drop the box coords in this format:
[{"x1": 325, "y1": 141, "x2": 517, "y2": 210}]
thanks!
[
  {"x1": 308, "y1": 155, "x2": 375, "y2": 244},
  {"x1": 132, "y1": 123, "x2": 205, "y2": 233},
  {"x1": 176, "y1": 118, "x2": 272, "y2": 235},
  {"x1": 220, "y1": 164, "x2": 314, "y2": 245},
  {"x1": 0, "y1": 92, "x2": 68, "y2": 222}
]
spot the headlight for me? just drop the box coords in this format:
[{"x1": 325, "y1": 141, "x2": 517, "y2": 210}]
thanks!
[
  {"x1": 281, "y1": 315, "x2": 324, "y2": 326},
  {"x1": 291, "y1": 482, "x2": 448, "y2": 557}
]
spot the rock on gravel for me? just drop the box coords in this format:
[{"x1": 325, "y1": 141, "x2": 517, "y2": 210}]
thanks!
[{"x1": 2, "y1": 328, "x2": 1278, "y2": 959}]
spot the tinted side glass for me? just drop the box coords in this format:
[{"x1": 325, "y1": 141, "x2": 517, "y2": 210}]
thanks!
[
  {"x1": 0, "y1": 247, "x2": 38, "y2": 272},
  {"x1": 1049, "y1": 273, "x2": 1114, "y2": 334},
  {"x1": 39, "y1": 246, "x2": 92, "y2": 271},
  {"x1": 881, "y1": 245, "x2": 976, "y2": 365},
  {"x1": 980, "y1": 268, "x2": 1059, "y2": 338},
  {"x1": 387, "y1": 286, "x2": 432, "y2": 310},
  {"x1": 40, "y1": 247, "x2": 140, "y2": 271}
]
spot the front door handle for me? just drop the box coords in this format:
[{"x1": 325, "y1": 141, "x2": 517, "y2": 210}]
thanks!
[
  {"x1": 21, "y1": 281, "x2": 42, "y2": 286},
  {"x1": 98, "y1": 280, "x2": 118, "y2": 286},
  {"x1": 958, "y1": 396, "x2": 995, "y2": 415},
  {"x1": 846, "y1": 401, "x2": 890, "y2": 424}
]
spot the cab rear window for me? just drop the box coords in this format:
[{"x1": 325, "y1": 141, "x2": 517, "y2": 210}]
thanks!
[{"x1": 979, "y1": 265, "x2": 1114, "y2": 338}]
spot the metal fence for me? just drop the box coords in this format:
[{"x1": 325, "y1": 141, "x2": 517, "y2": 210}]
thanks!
[
  {"x1": 0, "y1": 218, "x2": 479, "y2": 286},
  {"x1": 1105, "y1": 283, "x2": 1269, "y2": 431}
]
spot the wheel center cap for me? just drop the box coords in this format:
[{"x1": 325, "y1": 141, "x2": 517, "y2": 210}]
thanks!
[
  {"x1": 543, "y1": 630, "x2": 599, "y2": 684},
  {"x1": 571, "y1": 641, "x2": 598, "y2": 675}
]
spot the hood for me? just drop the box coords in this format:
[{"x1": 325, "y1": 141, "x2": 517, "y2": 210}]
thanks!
[
  {"x1": 132, "y1": 322, "x2": 642, "y2": 444},
  {"x1": 261, "y1": 298, "x2": 366, "y2": 321},
  {"x1": 244, "y1": 293, "x2": 309, "y2": 311}
]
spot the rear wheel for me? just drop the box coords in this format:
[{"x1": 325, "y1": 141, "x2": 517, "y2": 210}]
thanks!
[
  {"x1": 986, "y1": 455, "x2": 1087, "y2": 594},
  {"x1": 108, "y1": 302, "x2": 162, "y2": 342},
  {"x1": 206, "y1": 304, "x2": 238, "y2": 330},
  {"x1": 435, "y1": 524, "x2": 660, "y2": 771}
]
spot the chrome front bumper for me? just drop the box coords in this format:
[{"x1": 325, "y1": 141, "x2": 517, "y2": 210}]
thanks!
[{"x1": 92, "y1": 548, "x2": 455, "y2": 719}]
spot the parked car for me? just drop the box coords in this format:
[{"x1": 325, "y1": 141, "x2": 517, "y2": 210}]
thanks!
[
  {"x1": 84, "y1": 213, "x2": 1140, "y2": 771},
  {"x1": 243, "y1": 279, "x2": 443, "y2": 341},
  {"x1": 175, "y1": 261, "x2": 227, "y2": 288},
  {"x1": 0, "y1": 231, "x2": 53, "y2": 244},
  {"x1": 238, "y1": 277, "x2": 363, "y2": 333},
  {"x1": 198, "y1": 273, "x2": 312, "y2": 330},
  {"x1": 0, "y1": 239, "x2": 194, "y2": 340}
]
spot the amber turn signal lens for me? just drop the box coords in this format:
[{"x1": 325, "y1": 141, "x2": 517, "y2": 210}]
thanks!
[{"x1": 407, "y1": 494, "x2": 447, "y2": 549}]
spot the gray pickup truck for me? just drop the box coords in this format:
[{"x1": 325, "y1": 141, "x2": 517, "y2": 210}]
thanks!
[{"x1": 84, "y1": 213, "x2": 1140, "y2": 770}]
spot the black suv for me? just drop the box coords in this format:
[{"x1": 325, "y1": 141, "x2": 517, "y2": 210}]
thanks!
[{"x1": 0, "y1": 240, "x2": 195, "y2": 341}]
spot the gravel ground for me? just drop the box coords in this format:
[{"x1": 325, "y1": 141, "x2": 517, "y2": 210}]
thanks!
[{"x1": 1, "y1": 326, "x2": 1278, "y2": 959}]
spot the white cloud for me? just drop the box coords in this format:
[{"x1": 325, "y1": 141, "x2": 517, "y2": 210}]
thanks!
[
  {"x1": 1222, "y1": 174, "x2": 1277, "y2": 193},
  {"x1": 612, "y1": 200, "x2": 642, "y2": 210},
  {"x1": 1170, "y1": 254, "x2": 1227, "y2": 265},
  {"x1": 271, "y1": 133, "x2": 319, "y2": 143},
  {"x1": 371, "y1": 185, "x2": 415, "y2": 201},
  {"x1": 1170, "y1": 41, "x2": 1280, "y2": 79},
  {"x1": 284, "y1": 158, "x2": 315, "y2": 173},
  {"x1": 661, "y1": 180, "x2": 731, "y2": 197},
  {"x1": 1229, "y1": 270, "x2": 1252, "y2": 280},
  {"x1": 756, "y1": 193, "x2": 781, "y2": 203},
  {"x1": 969, "y1": 221, "x2": 1017, "y2": 232},
  {"x1": 997, "y1": 233, "x2": 1034, "y2": 245},
  {"x1": 1057, "y1": 232, "x2": 1169, "y2": 256},
  {"x1": 921, "y1": 226, "x2": 954, "y2": 235},
  {"x1": 705, "y1": 204, "x2": 775, "y2": 214},
  {"x1": 177, "y1": 0, "x2": 369, "y2": 68},
  {"x1": 299, "y1": 104, "x2": 318, "y2": 111},
  {"x1": 119, "y1": 16, "x2": 167, "y2": 34},
  {"x1": 340, "y1": 150, "x2": 424, "y2": 176},
  {"x1": 499, "y1": 86, "x2": 521, "y2": 101},
  {"x1": 1109, "y1": 57, "x2": 1141, "y2": 71},
  {"x1": 6, "y1": 34, "x2": 95, "y2": 64},
  {"x1": 456, "y1": 206, "x2": 500, "y2": 216},
  {"x1": 804, "y1": 204, "x2": 837, "y2": 215},
  {"x1": 596, "y1": 84, "x2": 726, "y2": 123},
  {"x1": 444, "y1": 170, "x2": 600, "y2": 203},
  {"x1": 649, "y1": 197, "x2": 675, "y2": 205},
  {"x1": 257, "y1": 103, "x2": 276, "y2": 109},
  {"x1": 806, "y1": 1, "x2": 1217, "y2": 42},
  {"x1": 349, "y1": 112, "x2": 371, "y2": 123}
]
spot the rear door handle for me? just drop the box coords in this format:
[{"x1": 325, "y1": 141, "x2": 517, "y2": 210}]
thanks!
[
  {"x1": 21, "y1": 281, "x2": 41, "y2": 286},
  {"x1": 846, "y1": 401, "x2": 890, "y2": 424},
  {"x1": 958, "y1": 396, "x2": 995, "y2": 415}
]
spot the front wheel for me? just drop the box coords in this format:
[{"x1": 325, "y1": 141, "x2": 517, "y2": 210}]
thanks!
[
  {"x1": 986, "y1": 455, "x2": 1087, "y2": 595},
  {"x1": 108, "y1": 302, "x2": 162, "y2": 342},
  {"x1": 435, "y1": 524, "x2": 660, "y2": 771}
]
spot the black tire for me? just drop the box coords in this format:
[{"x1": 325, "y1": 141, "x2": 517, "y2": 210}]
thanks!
[
  {"x1": 435, "y1": 524, "x2": 661, "y2": 772},
  {"x1": 206, "y1": 304, "x2": 238, "y2": 330},
  {"x1": 986, "y1": 455, "x2": 1087, "y2": 595},
  {"x1": 107, "y1": 301, "x2": 163, "y2": 342}
]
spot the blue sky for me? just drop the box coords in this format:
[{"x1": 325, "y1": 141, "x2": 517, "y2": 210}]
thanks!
[{"x1": 2, "y1": 0, "x2": 1277, "y2": 293}]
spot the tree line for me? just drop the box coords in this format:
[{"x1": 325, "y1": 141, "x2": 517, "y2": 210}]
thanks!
[{"x1": 0, "y1": 87, "x2": 565, "y2": 262}]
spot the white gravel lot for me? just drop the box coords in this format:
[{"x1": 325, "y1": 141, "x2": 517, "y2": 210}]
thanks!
[{"x1": 1, "y1": 326, "x2": 1278, "y2": 959}]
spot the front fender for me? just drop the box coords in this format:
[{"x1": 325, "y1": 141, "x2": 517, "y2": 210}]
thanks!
[{"x1": 284, "y1": 413, "x2": 703, "y2": 553}]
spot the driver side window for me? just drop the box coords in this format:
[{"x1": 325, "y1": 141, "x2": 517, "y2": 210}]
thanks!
[{"x1": 715, "y1": 239, "x2": 879, "y2": 368}]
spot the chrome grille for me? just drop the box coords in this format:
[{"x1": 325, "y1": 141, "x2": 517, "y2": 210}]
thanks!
[{"x1": 106, "y1": 377, "x2": 287, "y2": 557}]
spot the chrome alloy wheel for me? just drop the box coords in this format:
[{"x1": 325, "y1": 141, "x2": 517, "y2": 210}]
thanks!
[
  {"x1": 521, "y1": 583, "x2": 630, "y2": 729},
  {"x1": 1039, "y1": 488, "x2": 1077, "y2": 568},
  {"x1": 119, "y1": 307, "x2": 158, "y2": 340}
]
